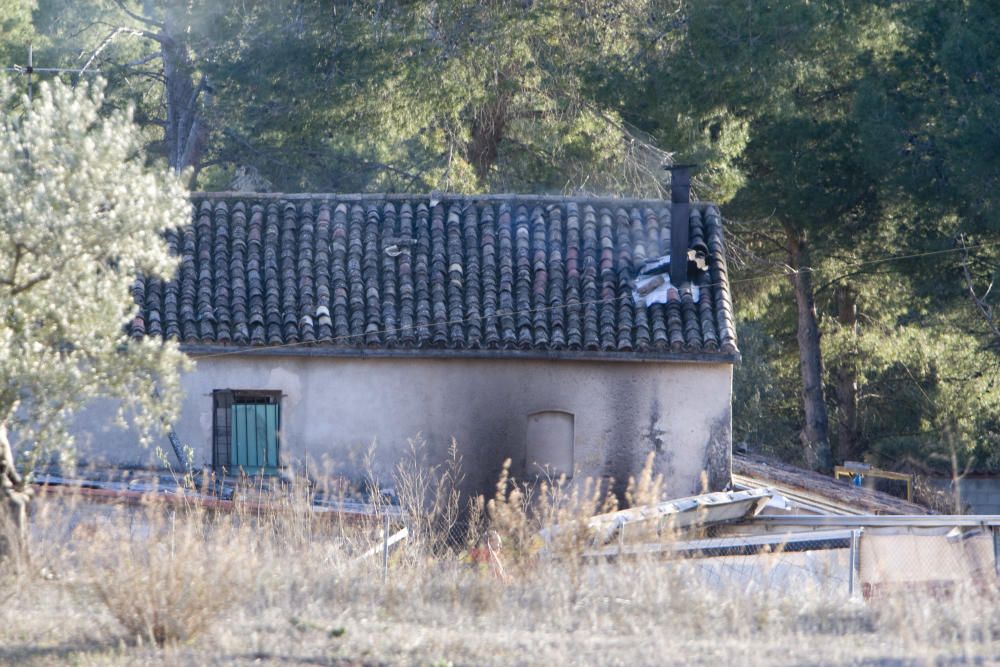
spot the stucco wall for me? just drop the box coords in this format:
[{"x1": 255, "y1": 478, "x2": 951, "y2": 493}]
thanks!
[{"x1": 71, "y1": 355, "x2": 733, "y2": 499}]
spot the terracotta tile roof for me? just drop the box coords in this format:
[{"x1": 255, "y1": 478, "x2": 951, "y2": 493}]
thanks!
[{"x1": 130, "y1": 195, "x2": 738, "y2": 360}]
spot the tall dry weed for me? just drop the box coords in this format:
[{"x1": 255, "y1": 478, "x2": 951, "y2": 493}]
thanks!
[
  {"x1": 82, "y1": 502, "x2": 255, "y2": 646},
  {"x1": 9, "y1": 461, "x2": 1000, "y2": 665},
  {"x1": 483, "y1": 459, "x2": 629, "y2": 577},
  {"x1": 625, "y1": 451, "x2": 665, "y2": 509},
  {"x1": 534, "y1": 474, "x2": 617, "y2": 557},
  {"x1": 484, "y1": 459, "x2": 539, "y2": 572},
  {"x1": 394, "y1": 437, "x2": 465, "y2": 556}
]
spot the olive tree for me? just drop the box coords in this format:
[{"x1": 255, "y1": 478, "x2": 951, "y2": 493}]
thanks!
[{"x1": 0, "y1": 77, "x2": 188, "y2": 556}]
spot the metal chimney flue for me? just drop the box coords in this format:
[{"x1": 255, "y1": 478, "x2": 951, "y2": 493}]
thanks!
[{"x1": 666, "y1": 164, "x2": 694, "y2": 287}]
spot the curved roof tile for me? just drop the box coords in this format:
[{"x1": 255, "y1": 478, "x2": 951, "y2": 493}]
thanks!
[{"x1": 132, "y1": 194, "x2": 739, "y2": 361}]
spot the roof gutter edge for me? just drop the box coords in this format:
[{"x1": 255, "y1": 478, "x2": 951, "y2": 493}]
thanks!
[{"x1": 178, "y1": 343, "x2": 740, "y2": 365}]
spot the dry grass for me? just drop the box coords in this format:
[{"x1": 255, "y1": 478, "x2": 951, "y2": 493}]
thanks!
[
  {"x1": 2, "y1": 460, "x2": 1000, "y2": 666},
  {"x1": 85, "y1": 506, "x2": 254, "y2": 646}
]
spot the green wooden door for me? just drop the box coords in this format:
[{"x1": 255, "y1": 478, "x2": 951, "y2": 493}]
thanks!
[{"x1": 230, "y1": 402, "x2": 279, "y2": 474}]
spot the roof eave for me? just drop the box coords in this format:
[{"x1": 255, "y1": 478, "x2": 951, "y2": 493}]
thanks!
[{"x1": 178, "y1": 343, "x2": 741, "y2": 365}]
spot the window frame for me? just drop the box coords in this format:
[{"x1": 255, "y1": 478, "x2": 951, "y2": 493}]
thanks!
[{"x1": 212, "y1": 389, "x2": 282, "y2": 475}]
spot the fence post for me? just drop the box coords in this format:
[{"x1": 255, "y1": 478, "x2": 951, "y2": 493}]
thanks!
[
  {"x1": 382, "y1": 512, "x2": 390, "y2": 584},
  {"x1": 848, "y1": 529, "x2": 860, "y2": 599},
  {"x1": 993, "y1": 526, "x2": 1000, "y2": 579}
]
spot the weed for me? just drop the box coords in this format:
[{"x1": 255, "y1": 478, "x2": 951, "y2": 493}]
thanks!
[{"x1": 84, "y1": 504, "x2": 253, "y2": 646}]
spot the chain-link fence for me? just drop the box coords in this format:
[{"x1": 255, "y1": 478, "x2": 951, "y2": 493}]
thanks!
[
  {"x1": 30, "y1": 471, "x2": 1000, "y2": 603},
  {"x1": 581, "y1": 517, "x2": 1000, "y2": 600},
  {"x1": 363, "y1": 510, "x2": 1000, "y2": 601}
]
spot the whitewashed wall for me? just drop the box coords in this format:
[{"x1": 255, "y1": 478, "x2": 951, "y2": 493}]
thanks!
[{"x1": 70, "y1": 355, "x2": 733, "y2": 498}]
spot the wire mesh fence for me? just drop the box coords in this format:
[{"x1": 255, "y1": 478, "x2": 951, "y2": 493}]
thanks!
[
  {"x1": 363, "y1": 508, "x2": 1000, "y2": 603},
  {"x1": 857, "y1": 528, "x2": 997, "y2": 598},
  {"x1": 27, "y1": 468, "x2": 1000, "y2": 605},
  {"x1": 658, "y1": 534, "x2": 856, "y2": 597}
]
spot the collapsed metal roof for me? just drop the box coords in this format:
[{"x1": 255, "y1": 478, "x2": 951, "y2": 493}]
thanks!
[
  {"x1": 733, "y1": 453, "x2": 932, "y2": 515},
  {"x1": 540, "y1": 487, "x2": 774, "y2": 549}
]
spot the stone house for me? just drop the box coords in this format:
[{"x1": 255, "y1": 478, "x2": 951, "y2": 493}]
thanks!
[{"x1": 75, "y1": 188, "x2": 739, "y2": 498}]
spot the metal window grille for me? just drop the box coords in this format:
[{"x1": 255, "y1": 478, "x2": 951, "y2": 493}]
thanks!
[{"x1": 212, "y1": 390, "x2": 281, "y2": 475}]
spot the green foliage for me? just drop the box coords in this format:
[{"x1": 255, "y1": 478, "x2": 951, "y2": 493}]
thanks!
[
  {"x1": 732, "y1": 319, "x2": 802, "y2": 462},
  {"x1": 29, "y1": 0, "x2": 680, "y2": 195},
  {"x1": 0, "y1": 0, "x2": 34, "y2": 65},
  {"x1": 666, "y1": 0, "x2": 1000, "y2": 472},
  {"x1": 13, "y1": 0, "x2": 1000, "y2": 474},
  {"x1": 0, "y1": 77, "x2": 187, "y2": 468}
]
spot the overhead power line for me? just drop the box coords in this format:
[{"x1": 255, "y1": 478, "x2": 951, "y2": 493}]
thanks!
[{"x1": 186, "y1": 238, "x2": 1000, "y2": 360}]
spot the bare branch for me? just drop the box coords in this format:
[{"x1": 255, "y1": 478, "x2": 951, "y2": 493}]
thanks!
[
  {"x1": 814, "y1": 267, "x2": 896, "y2": 295},
  {"x1": 630, "y1": 17, "x2": 689, "y2": 66},
  {"x1": 78, "y1": 26, "x2": 144, "y2": 74},
  {"x1": 125, "y1": 52, "x2": 162, "y2": 68},
  {"x1": 3, "y1": 244, "x2": 23, "y2": 289},
  {"x1": 111, "y1": 0, "x2": 163, "y2": 30},
  {"x1": 960, "y1": 234, "x2": 1000, "y2": 341},
  {"x1": 0, "y1": 243, "x2": 54, "y2": 295}
]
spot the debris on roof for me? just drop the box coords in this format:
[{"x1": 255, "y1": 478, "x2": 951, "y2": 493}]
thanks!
[
  {"x1": 541, "y1": 487, "x2": 774, "y2": 548},
  {"x1": 733, "y1": 453, "x2": 932, "y2": 515},
  {"x1": 833, "y1": 462, "x2": 915, "y2": 502},
  {"x1": 631, "y1": 255, "x2": 704, "y2": 306},
  {"x1": 129, "y1": 195, "x2": 739, "y2": 358}
]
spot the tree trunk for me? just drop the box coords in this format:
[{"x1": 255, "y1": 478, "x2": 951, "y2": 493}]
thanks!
[
  {"x1": 833, "y1": 285, "x2": 861, "y2": 463},
  {"x1": 160, "y1": 16, "x2": 208, "y2": 177},
  {"x1": 0, "y1": 421, "x2": 30, "y2": 563},
  {"x1": 786, "y1": 227, "x2": 832, "y2": 471}
]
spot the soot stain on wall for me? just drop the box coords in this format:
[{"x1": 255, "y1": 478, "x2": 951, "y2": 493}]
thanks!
[
  {"x1": 644, "y1": 397, "x2": 676, "y2": 493},
  {"x1": 70, "y1": 357, "x2": 735, "y2": 504},
  {"x1": 645, "y1": 398, "x2": 666, "y2": 454},
  {"x1": 702, "y1": 404, "x2": 733, "y2": 492},
  {"x1": 601, "y1": 374, "x2": 647, "y2": 500},
  {"x1": 468, "y1": 414, "x2": 517, "y2": 497}
]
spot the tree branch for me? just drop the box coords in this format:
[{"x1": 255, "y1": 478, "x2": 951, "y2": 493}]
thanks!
[
  {"x1": 630, "y1": 17, "x2": 688, "y2": 66},
  {"x1": 960, "y1": 234, "x2": 1000, "y2": 342},
  {"x1": 78, "y1": 26, "x2": 143, "y2": 74},
  {"x1": 0, "y1": 243, "x2": 51, "y2": 295},
  {"x1": 6, "y1": 273, "x2": 52, "y2": 296},
  {"x1": 4, "y1": 243, "x2": 23, "y2": 288},
  {"x1": 124, "y1": 52, "x2": 162, "y2": 67},
  {"x1": 111, "y1": 0, "x2": 163, "y2": 30}
]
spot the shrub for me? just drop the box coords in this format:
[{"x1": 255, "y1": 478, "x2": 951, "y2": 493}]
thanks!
[{"x1": 85, "y1": 503, "x2": 254, "y2": 646}]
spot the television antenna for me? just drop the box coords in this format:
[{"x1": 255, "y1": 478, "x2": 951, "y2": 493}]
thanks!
[{"x1": 2, "y1": 44, "x2": 101, "y2": 103}]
